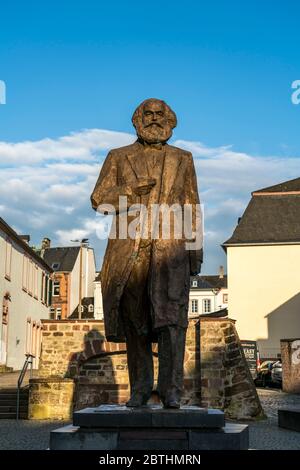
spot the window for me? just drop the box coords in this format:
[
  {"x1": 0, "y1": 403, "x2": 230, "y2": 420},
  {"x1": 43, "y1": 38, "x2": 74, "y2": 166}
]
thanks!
[
  {"x1": 41, "y1": 273, "x2": 45, "y2": 301},
  {"x1": 27, "y1": 260, "x2": 33, "y2": 295},
  {"x1": 52, "y1": 281, "x2": 60, "y2": 296},
  {"x1": 203, "y1": 299, "x2": 211, "y2": 313},
  {"x1": 223, "y1": 293, "x2": 228, "y2": 303},
  {"x1": 46, "y1": 276, "x2": 51, "y2": 306},
  {"x1": 191, "y1": 299, "x2": 198, "y2": 313},
  {"x1": 88, "y1": 304, "x2": 94, "y2": 313},
  {"x1": 192, "y1": 280, "x2": 198, "y2": 287},
  {"x1": 34, "y1": 265, "x2": 39, "y2": 299},
  {"x1": 22, "y1": 255, "x2": 28, "y2": 290},
  {"x1": 51, "y1": 263, "x2": 60, "y2": 271},
  {"x1": 5, "y1": 238, "x2": 12, "y2": 280},
  {"x1": 56, "y1": 308, "x2": 62, "y2": 320},
  {"x1": 50, "y1": 307, "x2": 55, "y2": 319}
]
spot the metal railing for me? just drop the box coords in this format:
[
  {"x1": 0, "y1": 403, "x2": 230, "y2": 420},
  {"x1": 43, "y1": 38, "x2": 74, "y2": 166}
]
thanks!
[{"x1": 16, "y1": 354, "x2": 35, "y2": 420}]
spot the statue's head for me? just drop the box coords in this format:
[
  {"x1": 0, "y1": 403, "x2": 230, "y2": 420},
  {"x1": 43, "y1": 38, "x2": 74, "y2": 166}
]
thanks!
[{"x1": 132, "y1": 98, "x2": 177, "y2": 144}]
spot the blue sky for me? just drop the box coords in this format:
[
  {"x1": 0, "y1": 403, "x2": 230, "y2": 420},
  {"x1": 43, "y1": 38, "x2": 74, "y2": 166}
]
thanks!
[{"x1": 0, "y1": 1, "x2": 300, "y2": 273}]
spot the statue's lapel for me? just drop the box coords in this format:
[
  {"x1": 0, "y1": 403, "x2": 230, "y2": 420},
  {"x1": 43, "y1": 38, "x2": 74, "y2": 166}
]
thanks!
[
  {"x1": 161, "y1": 146, "x2": 182, "y2": 200},
  {"x1": 126, "y1": 142, "x2": 147, "y2": 180}
]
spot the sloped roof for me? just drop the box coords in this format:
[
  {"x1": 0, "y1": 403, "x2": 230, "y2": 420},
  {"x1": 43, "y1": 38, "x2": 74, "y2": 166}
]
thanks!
[
  {"x1": 253, "y1": 177, "x2": 300, "y2": 194},
  {"x1": 190, "y1": 275, "x2": 227, "y2": 289},
  {"x1": 223, "y1": 178, "x2": 300, "y2": 246},
  {"x1": 43, "y1": 247, "x2": 80, "y2": 272},
  {"x1": 69, "y1": 297, "x2": 95, "y2": 319},
  {"x1": 0, "y1": 217, "x2": 52, "y2": 273}
]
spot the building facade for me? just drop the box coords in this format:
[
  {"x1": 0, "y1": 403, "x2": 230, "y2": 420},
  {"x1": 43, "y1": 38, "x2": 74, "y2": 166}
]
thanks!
[
  {"x1": 223, "y1": 177, "x2": 300, "y2": 359},
  {"x1": 189, "y1": 269, "x2": 228, "y2": 317},
  {"x1": 43, "y1": 243, "x2": 96, "y2": 320},
  {"x1": 93, "y1": 269, "x2": 228, "y2": 321},
  {"x1": 0, "y1": 218, "x2": 52, "y2": 371}
]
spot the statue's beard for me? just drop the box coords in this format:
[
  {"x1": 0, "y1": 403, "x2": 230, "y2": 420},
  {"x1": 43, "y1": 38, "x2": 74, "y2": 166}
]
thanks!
[{"x1": 135, "y1": 122, "x2": 173, "y2": 144}]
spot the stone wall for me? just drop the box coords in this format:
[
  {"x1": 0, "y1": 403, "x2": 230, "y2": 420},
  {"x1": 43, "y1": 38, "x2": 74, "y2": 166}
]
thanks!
[
  {"x1": 29, "y1": 318, "x2": 263, "y2": 420},
  {"x1": 281, "y1": 338, "x2": 300, "y2": 393},
  {"x1": 29, "y1": 378, "x2": 74, "y2": 420}
]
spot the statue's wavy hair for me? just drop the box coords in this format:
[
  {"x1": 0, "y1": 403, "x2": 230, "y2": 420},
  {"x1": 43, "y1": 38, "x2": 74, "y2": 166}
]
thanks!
[{"x1": 132, "y1": 98, "x2": 177, "y2": 129}]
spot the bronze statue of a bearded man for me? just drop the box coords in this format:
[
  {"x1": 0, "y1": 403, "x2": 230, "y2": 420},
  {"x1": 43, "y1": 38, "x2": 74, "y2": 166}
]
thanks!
[{"x1": 91, "y1": 98, "x2": 203, "y2": 408}]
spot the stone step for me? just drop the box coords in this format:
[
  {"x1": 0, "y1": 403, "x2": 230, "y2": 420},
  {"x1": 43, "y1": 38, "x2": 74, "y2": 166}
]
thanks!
[
  {"x1": 0, "y1": 366, "x2": 13, "y2": 374},
  {"x1": 0, "y1": 389, "x2": 29, "y2": 396},
  {"x1": 0, "y1": 404, "x2": 28, "y2": 411},
  {"x1": 0, "y1": 412, "x2": 28, "y2": 419},
  {"x1": 0, "y1": 398, "x2": 28, "y2": 405}
]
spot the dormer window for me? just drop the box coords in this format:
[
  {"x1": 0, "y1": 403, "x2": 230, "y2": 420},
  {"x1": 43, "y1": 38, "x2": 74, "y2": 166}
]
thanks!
[
  {"x1": 192, "y1": 280, "x2": 198, "y2": 287},
  {"x1": 51, "y1": 263, "x2": 60, "y2": 271}
]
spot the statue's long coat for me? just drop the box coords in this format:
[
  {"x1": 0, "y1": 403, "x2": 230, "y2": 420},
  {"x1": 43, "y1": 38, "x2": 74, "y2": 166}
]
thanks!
[{"x1": 91, "y1": 141, "x2": 202, "y2": 341}]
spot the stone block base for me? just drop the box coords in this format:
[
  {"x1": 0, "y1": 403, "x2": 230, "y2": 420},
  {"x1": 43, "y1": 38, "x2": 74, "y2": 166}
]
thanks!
[
  {"x1": 50, "y1": 423, "x2": 249, "y2": 450},
  {"x1": 278, "y1": 408, "x2": 300, "y2": 432},
  {"x1": 50, "y1": 405, "x2": 249, "y2": 450}
]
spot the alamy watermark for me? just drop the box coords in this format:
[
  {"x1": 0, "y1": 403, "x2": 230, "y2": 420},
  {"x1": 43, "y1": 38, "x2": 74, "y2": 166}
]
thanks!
[
  {"x1": 93, "y1": 197, "x2": 204, "y2": 251},
  {"x1": 0, "y1": 80, "x2": 6, "y2": 104},
  {"x1": 291, "y1": 80, "x2": 300, "y2": 105}
]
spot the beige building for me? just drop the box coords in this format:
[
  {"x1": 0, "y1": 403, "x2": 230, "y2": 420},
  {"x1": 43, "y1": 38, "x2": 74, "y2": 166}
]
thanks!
[
  {"x1": 223, "y1": 177, "x2": 300, "y2": 359},
  {"x1": 0, "y1": 218, "x2": 52, "y2": 371}
]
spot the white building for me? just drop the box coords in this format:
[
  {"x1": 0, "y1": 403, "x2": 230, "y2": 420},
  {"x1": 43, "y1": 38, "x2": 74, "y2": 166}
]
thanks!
[
  {"x1": 0, "y1": 218, "x2": 52, "y2": 371},
  {"x1": 189, "y1": 269, "x2": 228, "y2": 317},
  {"x1": 93, "y1": 269, "x2": 228, "y2": 321},
  {"x1": 223, "y1": 177, "x2": 300, "y2": 359}
]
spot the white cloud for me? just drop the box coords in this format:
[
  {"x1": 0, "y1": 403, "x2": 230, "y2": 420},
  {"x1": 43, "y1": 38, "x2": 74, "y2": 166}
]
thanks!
[
  {"x1": 0, "y1": 129, "x2": 299, "y2": 273},
  {"x1": 0, "y1": 129, "x2": 135, "y2": 165}
]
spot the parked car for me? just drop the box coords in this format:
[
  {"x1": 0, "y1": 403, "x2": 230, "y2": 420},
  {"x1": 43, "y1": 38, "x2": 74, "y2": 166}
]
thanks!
[
  {"x1": 271, "y1": 360, "x2": 282, "y2": 386},
  {"x1": 254, "y1": 360, "x2": 274, "y2": 387},
  {"x1": 254, "y1": 360, "x2": 282, "y2": 387}
]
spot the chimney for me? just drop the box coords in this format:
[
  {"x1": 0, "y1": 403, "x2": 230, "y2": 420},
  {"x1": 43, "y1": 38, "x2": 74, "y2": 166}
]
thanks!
[
  {"x1": 219, "y1": 265, "x2": 224, "y2": 279},
  {"x1": 40, "y1": 237, "x2": 51, "y2": 258},
  {"x1": 19, "y1": 235, "x2": 30, "y2": 244},
  {"x1": 42, "y1": 238, "x2": 51, "y2": 250}
]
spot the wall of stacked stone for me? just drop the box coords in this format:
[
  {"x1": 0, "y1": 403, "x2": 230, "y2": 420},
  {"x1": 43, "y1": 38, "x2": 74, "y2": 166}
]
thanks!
[
  {"x1": 281, "y1": 338, "x2": 300, "y2": 393},
  {"x1": 29, "y1": 318, "x2": 263, "y2": 420}
]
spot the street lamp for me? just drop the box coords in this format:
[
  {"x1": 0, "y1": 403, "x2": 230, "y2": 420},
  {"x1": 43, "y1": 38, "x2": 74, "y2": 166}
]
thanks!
[{"x1": 71, "y1": 239, "x2": 89, "y2": 320}]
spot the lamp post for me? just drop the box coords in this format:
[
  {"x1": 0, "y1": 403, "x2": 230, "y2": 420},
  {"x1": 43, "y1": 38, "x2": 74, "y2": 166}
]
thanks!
[{"x1": 71, "y1": 239, "x2": 89, "y2": 320}]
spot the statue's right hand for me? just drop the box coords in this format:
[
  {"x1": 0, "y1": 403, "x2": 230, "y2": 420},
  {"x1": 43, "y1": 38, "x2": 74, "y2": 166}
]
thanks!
[{"x1": 133, "y1": 177, "x2": 156, "y2": 196}]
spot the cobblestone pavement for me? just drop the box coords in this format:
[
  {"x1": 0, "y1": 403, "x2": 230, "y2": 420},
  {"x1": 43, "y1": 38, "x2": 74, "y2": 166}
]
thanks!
[
  {"x1": 0, "y1": 388, "x2": 299, "y2": 449},
  {"x1": 246, "y1": 388, "x2": 300, "y2": 450}
]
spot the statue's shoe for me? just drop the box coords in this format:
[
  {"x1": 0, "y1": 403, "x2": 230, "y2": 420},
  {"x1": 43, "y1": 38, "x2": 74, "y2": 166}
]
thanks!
[
  {"x1": 126, "y1": 394, "x2": 149, "y2": 407},
  {"x1": 163, "y1": 390, "x2": 181, "y2": 409},
  {"x1": 163, "y1": 399, "x2": 180, "y2": 409}
]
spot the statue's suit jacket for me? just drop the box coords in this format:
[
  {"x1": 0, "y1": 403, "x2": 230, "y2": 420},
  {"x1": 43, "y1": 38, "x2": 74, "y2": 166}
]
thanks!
[{"x1": 91, "y1": 140, "x2": 202, "y2": 341}]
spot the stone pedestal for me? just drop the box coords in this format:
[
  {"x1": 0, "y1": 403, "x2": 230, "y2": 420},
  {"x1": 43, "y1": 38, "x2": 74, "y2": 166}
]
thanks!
[{"x1": 50, "y1": 405, "x2": 249, "y2": 450}]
